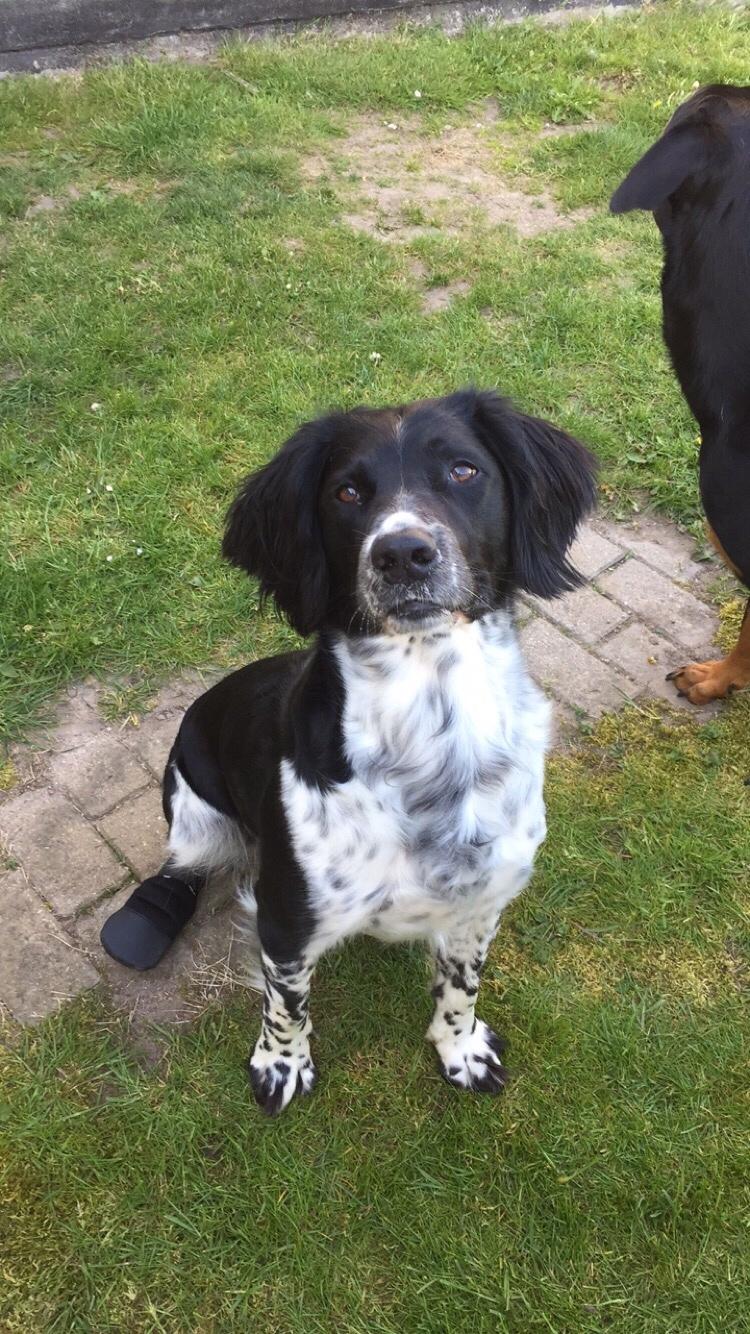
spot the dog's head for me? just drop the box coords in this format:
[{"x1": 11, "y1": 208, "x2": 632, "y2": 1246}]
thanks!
[
  {"x1": 610, "y1": 84, "x2": 750, "y2": 234},
  {"x1": 223, "y1": 390, "x2": 597, "y2": 636}
]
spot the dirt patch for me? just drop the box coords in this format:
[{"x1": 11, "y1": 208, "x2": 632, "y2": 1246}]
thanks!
[
  {"x1": 420, "y1": 280, "x2": 470, "y2": 314},
  {"x1": 537, "y1": 120, "x2": 603, "y2": 139},
  {"x1": 594, "y1": 237, "x2": 633, "y2": 263},
  {"x1": 304, "y1": 114, "x2": 592, "y2": 244},
  {"x1": 22, "y1": 180, "x2": 171, "y2": 221},
  {"x1": 24, "y1": 184, "x2": 82, "y2": 218},
  {"x1": 481, "y1": 306, "x2": 519, "y2": 333},
  {"x1": 25, "y1": 193, "x2": 61, "y2": 217}
]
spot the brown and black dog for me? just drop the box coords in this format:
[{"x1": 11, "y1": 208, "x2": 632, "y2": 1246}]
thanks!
[{"x1": 611, "y1": 84, "x2": 750, "y2": 704}]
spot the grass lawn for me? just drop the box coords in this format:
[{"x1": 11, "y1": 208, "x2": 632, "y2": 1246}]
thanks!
[
  {"x1": 2, "y1": 3, "x2": 750, "y2": 1330},
  {"x1": 5, "y1": 0, "x2": 750, "y2": 743}
]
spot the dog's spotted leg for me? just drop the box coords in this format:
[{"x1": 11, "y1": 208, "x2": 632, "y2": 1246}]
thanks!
[
  {"x1": 249, "y1": 953, "x2": 317, "y2": 1116},
  {"x1": 667, "y1": 596, "x2": 750, "y2": 704},
  {"x1": 427, "y1": 922, "x2": 508, "y2": 1095}
]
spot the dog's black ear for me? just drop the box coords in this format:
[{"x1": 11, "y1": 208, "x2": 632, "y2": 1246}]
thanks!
[
  {"x1": 223, "y1": 419, "x2": 332, "y2": 636},
  {"x1": 610, "y1": 123, "x2": 710, "y2": 213},
  {"x1": 446, "y1": 389, "x2": 598, "y2": 600}
]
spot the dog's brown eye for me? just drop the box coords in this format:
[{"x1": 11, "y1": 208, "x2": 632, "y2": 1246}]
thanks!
[
  {"x1": 336, "y1": 484, "x2": 361, "y2": 504},
  {"x1": 449, "y1": 462, "x2": 478, "y2": 483}
]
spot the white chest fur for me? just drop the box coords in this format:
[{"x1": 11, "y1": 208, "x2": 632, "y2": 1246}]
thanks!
[{"x1": 281, "y1": 613, "x2": 550, "y2": 950}]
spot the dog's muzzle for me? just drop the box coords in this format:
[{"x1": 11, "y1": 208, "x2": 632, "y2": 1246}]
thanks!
[
  {"x1": 360, "y1": 519, "x2": 468, "y2": 625},
  {"x1": 370, "y1": 528, "x2": 438, "y2": 586}
]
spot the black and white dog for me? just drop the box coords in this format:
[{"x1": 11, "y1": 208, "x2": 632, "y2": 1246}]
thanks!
[{"x1": 102, "y1": 389, "x2": 596, "y2": 1115}]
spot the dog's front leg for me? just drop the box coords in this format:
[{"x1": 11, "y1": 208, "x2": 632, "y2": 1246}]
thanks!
[
  {"x1": 249, "y1": 952, "x2": 317, "y2": 1116},
  {"x1": 427, "y1": 919, "x2": 508, "y2": 1095}
]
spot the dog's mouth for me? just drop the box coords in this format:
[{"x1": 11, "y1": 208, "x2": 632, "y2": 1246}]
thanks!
[
  {"x1": 388, "y1": 598, "x2": 442, "y2": 620},
  {"x1": 380, "y1": 597, "x2": 468, "y2": 631}
]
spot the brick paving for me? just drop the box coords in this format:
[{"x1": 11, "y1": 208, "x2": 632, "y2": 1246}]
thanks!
[{"x1": 0, "y1": 513, "x2": 725, "y2": 1027}]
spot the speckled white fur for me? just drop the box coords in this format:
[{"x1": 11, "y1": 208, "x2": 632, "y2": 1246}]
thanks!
[
  {"x1": 168, "y1": 767, "x2": 248, "y2": 875},
  {"x1": 243, "y1": 608, "x2": 550, "y2": 1104},
  {"x1": 281, "y1": 610, "x2": 548, "y2": 954}
]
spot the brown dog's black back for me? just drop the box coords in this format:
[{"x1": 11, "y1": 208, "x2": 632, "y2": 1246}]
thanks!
[{"x1": 611, "y1": 85, "x2": 750, "y2": 584}]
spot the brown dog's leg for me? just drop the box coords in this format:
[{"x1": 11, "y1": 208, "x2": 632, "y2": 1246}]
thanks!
[
  {"x1": 667, "y1": 599, "x2": 750, "y2": 702},
  {"x1": 667, "y1": 527, "x2": 750, "y2": 703}
]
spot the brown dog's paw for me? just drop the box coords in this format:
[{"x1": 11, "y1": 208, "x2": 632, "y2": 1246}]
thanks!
[{"x1": 666, "y1": 659, "x2": 746, "y2": 704}]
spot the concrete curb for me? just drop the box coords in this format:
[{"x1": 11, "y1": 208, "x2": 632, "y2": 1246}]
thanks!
[{"x1": 0, "y1": 0, "x2": 635, "y2": 74}]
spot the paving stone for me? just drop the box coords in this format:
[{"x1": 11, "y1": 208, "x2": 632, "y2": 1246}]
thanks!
[
  {"x1": 124, "y1": 712, "x2": 178, "y2": 779},
  {"x1": 0, "y1": 745, "x2": 46, "y2": 799},
  {"x1": 97, "y1": 785, "x2": 168, "y2": 880},
  {"x1": 74, "y1": 879, "x2": 241, "y2": 1025},
  {"x1": 49, "y1": 733, "x2": 151, "y2": 818},
  {"x1": 531, "y1": 584, "x2": 628, "y2": 645},
  {"x1": 597, "y1": 558, "x2": 717, "y2": 654},
  {"x1": 40, "y1": 684, "x2": 103, "y2": 755},
  {"x1": 520, "y1": 618, "x2": 639, "y2": 718},
  {"x1": 0, "y1": 788, "x2": 124, "y2": 915},
  {"x1": 0, "y1": 869, "x2": 100, "y2": 1023},
  {"x1": 598, "y1": 512, "x2": 708, "y2": 584},
  {"x1": 150, "y1": 669, "x2": 221, "y2": 718},
  {"x1": 149, "y1": 681, "x2": 194, "y2": 717},
  {"x1": 3, "y1": 686, "x2": 104, "y2": 801},
  {"x1": 550, "y1": 701, "x2": 579, "y2": 748},
  {"x1": 568, "y1": 524, "x2": 624, "y2": 580},
  {"x1": 598, "y1": 623, "x2": 721, "y2": 714}
]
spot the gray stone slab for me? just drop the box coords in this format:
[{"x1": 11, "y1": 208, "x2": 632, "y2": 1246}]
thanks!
[
  {"x1": 597, "y1": 558, "x2": 717, "y2": 654},
  {"x1": 568, "y1": 524, "x2": 624, "y2": 580},
  {"x1": 0, "y1": 0, "x2": 601, "y2": 68},
  {"x1": 49, "y1": 733, "x2": 151, "y2": 819},
  {"x1": 75, "y1": 880, "x2": 241, "y2": 1025},
  {"x1": 0, "y1": 788, "x2": 125, "y2": 916},
  {"x1": 597, "y1": 623, "x2": 721, "y2": 714},
  {"x1": 123, "y1": 713, "x2": 178, "y2": 780},
  {"x1": 598, "y1": 513, "x2": 708, "y2": 584},
  {"x1": 549, "y1": 701, "x2": 579, "y2": 748},
  {"x1": 520, "y1": 618, "x2": 639, "y2": 719},
  {"x1": 3, "y1": 684, "x2": 104, "y2": 800},
  {"x1": 0, "y1": 870, "x2": 100, "y2": 1024},
  {"x1": 96, "y1": 785, "x2": 168, "y2": 881},
  {"x1": 530, "y1": 584, "x2": 628, "y2": 645},
  {"x1": 36, "y1": 684, "x2": 102, "y2": 756},
  {"x1": 149, "y1": 669, "x2": 221, "y2": 718}
]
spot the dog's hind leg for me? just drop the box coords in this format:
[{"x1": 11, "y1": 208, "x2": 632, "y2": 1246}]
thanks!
[
  {"x1": 100, "y1": 757, "x2": 248, "y2": 971},
  {"x1": 667, "y1": 597, "x2": 750, "y2": 703}
]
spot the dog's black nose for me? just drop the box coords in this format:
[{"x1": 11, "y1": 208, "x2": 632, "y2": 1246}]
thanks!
[{"x1": 371, "y1": 529, "x2": 438, "y2": 585}]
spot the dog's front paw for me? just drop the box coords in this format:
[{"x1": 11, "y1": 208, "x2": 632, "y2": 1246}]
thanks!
[
  {"x1": 433, "y1": 1020, "x2": 508, "y2": 1095},
  {"x1": 248, "y1": 1042, "x2": 317, "y2": 1116},
  {"x1": 666, "y1": 658, "x2": 748, "y2": 704}
]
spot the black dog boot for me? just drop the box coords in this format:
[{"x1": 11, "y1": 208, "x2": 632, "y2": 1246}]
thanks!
[{"x1": 100, "y1": 866, "x2": 206, "y2": 971}]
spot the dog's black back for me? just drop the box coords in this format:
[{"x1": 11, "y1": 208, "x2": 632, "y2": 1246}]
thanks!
[{"x1": 611, "y1": 85, "x2": 750, "y2": 584}]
